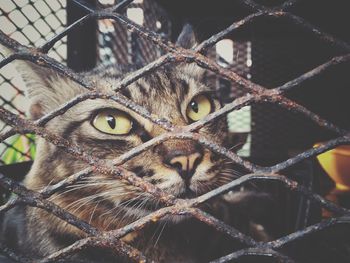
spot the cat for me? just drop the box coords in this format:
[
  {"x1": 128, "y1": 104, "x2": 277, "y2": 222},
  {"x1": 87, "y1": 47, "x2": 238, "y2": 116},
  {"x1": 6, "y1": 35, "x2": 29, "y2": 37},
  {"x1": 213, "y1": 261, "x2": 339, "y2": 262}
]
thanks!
[{"x1": 0, "y1": 25, "x2": 269, "y2": 262}]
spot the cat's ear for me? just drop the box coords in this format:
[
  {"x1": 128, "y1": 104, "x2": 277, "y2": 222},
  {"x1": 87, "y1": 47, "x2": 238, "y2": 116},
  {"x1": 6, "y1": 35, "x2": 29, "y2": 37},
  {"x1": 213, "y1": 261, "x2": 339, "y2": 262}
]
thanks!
[
  {"x1": 0, "y1": 44, "x2": 85, "y2": 120},
  {"x1": 175, "y1": 24, "x2": 207, "y2": 80},
  {"x1": 176, "y1": 23, "x2": 198, "y2": 49}
]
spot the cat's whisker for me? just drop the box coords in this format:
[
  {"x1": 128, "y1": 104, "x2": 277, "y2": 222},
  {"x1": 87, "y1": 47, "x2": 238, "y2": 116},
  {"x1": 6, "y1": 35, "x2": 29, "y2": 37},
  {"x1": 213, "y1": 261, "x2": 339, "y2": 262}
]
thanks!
[
  {"x1": 109, "y1": 193, "x2": 146, "y2": 223},
  {"x1": 49, "y1": 186, "x2": 90, "y2": 202},
  {"x1": 37, "y1": 178, "x2": 56, "y2": 192},
  {"x1": 99, "y1": 205, "x2": 120, "y2": 219},
  {"x1": 149, "y1": 218, "x2": 167, "y2": 248},
  {"x1": 49, "y1": 183, "x2": 100, "y2": 198},
  {"x1": 149, "y1": 222, "x2": 162, "y2": 245},
  {"x1": 63, "y1": 190, "x2": 118, "y2": 211},
  {"x1": 49, "y1": 181, "x2": 131, "y2": 203},
  {"x1": 119, "y1": 200, "x2": 143, "y2": 224},
  {"x1": 104, "y1": 205, "x2": 128, "y2": 230},
  {"x1": 69, "y1": 196, "x2": 99, "y2": 214},
  {"x1": 70, "y1": 192, "x2": 128, "y2": 218},
  {"x1": 88, "y1": 200, "x2": 101, "y2": 224}
]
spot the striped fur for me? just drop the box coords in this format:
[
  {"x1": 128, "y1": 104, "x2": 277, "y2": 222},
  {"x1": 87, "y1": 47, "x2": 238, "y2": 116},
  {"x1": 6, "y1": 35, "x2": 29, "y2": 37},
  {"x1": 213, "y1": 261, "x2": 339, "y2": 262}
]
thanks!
[{"x1": 0, "y1": 27, "x2": 249, "y2": 262}]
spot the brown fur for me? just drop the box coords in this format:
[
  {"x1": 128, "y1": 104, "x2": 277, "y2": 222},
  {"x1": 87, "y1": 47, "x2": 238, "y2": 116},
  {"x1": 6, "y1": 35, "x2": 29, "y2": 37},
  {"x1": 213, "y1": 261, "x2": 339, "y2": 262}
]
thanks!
[{"x1": 0, "y1": 28, "x2": 248, "y2": 262}]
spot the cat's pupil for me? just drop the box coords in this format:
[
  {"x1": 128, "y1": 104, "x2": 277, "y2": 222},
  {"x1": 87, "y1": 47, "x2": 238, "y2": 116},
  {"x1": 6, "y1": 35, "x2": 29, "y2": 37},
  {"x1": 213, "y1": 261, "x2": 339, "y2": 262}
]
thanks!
[
  {"x1": 190, "y1": 101, "x2": 198, "y2": 113},
  {"x1": 106, "y1": 115, "x2": 116, "y2": 129}
]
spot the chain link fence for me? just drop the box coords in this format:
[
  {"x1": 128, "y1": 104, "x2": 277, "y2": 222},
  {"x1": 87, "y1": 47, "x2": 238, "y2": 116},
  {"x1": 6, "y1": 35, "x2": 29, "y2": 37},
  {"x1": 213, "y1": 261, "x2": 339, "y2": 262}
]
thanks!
[
  {"x1": 0, "y1": 0, "x2": 350, "y2": 262},
  {"x1": 0, "y1": 0, "x2": 66, "y2": 165}
]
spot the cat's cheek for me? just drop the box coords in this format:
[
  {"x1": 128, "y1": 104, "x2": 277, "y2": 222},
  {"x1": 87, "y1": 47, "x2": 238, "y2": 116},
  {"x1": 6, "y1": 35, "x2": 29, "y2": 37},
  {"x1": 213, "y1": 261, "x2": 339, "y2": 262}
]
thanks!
[
  {"x1": 191, "y1": 169, "x2": 217, "y2": 189},
  {"x1": 190, "y1": 163, "x2": 217, "y2": 190},
  {"x1": 150, "y1": 170, "x2": 185, "y2": 195},
  {"x1": 199, "y1": 117, "x2": 228, "y2": 144}
]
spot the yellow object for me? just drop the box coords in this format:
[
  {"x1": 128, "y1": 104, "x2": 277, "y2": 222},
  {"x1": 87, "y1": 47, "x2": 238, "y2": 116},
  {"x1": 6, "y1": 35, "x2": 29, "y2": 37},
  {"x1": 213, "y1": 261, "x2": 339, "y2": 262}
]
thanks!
[
  {"x1": 186, "y1": 94, "x2": 212, "y2": 122},
  {"x1": 316, "y1": 144, "x2": 350, "y2": 191},
  {"x1": 93, "y1": 110, "x2": 133, "y2": 135}
]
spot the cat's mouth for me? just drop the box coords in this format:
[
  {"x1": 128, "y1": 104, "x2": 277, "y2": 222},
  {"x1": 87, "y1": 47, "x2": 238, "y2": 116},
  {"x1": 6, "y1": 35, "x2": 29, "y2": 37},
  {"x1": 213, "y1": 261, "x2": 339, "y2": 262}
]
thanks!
[{"x1": 177, "y1": 188, "x2": 197, "y2": 199}]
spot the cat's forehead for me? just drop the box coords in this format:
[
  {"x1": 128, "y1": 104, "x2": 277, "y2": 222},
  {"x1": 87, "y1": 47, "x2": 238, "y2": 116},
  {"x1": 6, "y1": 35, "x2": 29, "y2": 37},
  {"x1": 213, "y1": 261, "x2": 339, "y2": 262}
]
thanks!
[{"x1": 93, "y1": 64, "x2": 210, "y2": 117}]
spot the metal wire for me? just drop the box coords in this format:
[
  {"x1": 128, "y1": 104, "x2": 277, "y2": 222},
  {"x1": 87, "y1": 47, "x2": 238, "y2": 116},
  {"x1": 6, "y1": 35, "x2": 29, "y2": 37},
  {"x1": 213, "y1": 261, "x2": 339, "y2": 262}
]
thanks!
[{"x1": 1, "y1": 0, "x2": 350, "y2": 262}]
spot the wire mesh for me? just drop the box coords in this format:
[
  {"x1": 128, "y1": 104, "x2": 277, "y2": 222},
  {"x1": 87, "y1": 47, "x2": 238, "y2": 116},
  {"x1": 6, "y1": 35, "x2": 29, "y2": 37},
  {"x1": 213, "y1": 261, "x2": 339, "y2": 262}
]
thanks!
[
  {"x1": 0, "y1": 0, "x2": 66, "y2": 165},
  {"x1": 97, "y1": 0, "x2": 170, "y2": 67},
  {"x1": 0, "y1": 0, "x2": 350, "y2": 262}
]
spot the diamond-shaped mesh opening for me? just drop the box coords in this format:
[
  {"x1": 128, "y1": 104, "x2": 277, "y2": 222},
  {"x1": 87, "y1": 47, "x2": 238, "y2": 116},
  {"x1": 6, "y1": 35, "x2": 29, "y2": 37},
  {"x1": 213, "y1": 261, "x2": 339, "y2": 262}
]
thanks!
[
  {"x1": 98, "y1": 0, "x2": 170, "y2": 66},
  {"x1": 0, "y1": 0, "x2": 66, "y2": 165},
  {"x1": 0, "y1": 0, "x2": 350, "y2": 262}
]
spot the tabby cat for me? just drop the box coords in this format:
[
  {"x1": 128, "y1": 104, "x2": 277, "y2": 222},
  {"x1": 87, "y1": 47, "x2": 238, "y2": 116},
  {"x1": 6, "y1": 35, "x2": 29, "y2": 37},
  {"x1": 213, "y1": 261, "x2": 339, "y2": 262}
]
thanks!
[{"x1": 0, "y1": 25, "x2": 264, "y2": 262}]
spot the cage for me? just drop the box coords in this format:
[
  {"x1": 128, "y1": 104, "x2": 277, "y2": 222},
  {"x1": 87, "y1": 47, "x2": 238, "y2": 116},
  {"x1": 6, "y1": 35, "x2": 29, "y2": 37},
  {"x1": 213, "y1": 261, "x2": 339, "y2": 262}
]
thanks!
[{"x1": 0, "y1": 0, "x2": 350, "y2": 262}]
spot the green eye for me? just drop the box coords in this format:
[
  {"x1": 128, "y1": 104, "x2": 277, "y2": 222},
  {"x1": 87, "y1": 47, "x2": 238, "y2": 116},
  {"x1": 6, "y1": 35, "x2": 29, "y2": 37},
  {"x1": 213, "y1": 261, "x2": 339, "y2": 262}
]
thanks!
[
  {"x1": 93, "y1": 110, "x2": 133, "y2": 135},
  {"x1": 186, "y1": 94, "x2": 212, "y2": 122}
]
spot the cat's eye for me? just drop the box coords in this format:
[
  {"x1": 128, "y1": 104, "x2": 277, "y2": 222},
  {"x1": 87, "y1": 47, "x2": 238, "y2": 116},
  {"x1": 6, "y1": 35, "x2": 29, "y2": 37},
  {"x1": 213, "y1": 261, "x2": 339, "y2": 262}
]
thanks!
[
  {"x1": 92, "y1": 110, "x2": 133, "y2": 135},
  {"x1": 186, "y1": 94, "x2": 213, "y2": 122}
]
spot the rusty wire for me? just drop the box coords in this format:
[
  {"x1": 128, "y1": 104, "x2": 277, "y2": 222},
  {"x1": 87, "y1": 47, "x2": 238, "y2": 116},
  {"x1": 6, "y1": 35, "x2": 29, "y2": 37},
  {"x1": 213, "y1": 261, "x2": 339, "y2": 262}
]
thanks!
[{"x1": 1, "y1": 0, "x2": 350, "y2": 262}]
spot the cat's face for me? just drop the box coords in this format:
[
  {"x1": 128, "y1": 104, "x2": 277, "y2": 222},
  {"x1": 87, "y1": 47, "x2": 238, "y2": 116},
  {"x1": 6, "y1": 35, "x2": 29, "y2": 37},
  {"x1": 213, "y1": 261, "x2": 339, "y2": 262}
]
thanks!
[
  {"x1": 20, "y1": 62, "x2": 235, "y2": 228},
  {"x1": 2, "y1": 23, "x2": 236, "y2": 228}
]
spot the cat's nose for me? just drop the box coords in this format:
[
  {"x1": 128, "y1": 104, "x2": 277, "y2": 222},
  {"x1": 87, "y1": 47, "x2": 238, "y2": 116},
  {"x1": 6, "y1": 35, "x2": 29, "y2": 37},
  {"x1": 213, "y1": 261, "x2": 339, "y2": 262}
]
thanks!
[{"x1": 166, "y1": 152, "x2": 203, "y2": 180}]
